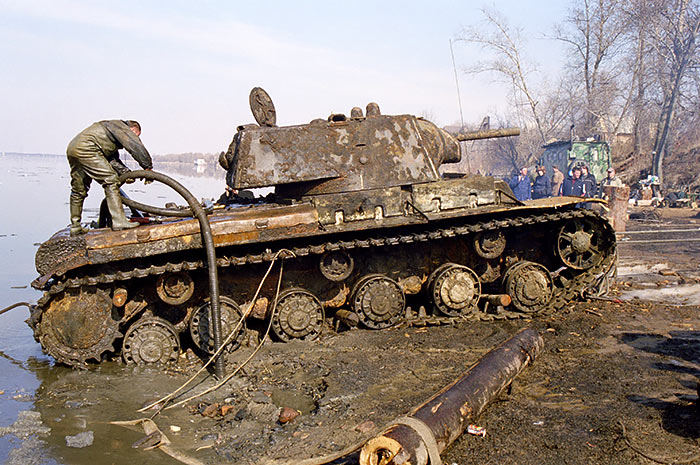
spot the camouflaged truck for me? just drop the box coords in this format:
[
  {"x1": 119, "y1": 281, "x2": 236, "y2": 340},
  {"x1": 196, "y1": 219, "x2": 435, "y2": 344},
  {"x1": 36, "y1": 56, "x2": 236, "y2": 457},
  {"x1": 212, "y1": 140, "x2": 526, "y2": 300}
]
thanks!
[
  {"x1": 537, "y1": 138, "x2": 612, "y2": 183},
  {"x1": 30, "y1": 88, "x2": 616, "y2": 367}
]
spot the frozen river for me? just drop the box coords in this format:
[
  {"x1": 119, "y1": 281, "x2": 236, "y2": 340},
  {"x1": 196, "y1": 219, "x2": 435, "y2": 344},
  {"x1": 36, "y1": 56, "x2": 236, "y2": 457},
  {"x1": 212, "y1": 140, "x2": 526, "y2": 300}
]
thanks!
[{"x1": 0, "y1": 153, "x2": 228, "y2": 464}]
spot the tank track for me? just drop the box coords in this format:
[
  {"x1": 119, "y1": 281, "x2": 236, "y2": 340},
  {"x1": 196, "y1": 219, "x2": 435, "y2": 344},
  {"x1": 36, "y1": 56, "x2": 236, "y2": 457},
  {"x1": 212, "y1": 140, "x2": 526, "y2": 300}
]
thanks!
[{"x1": 32, "y1": 208, "x2": 615, "y2": 365}]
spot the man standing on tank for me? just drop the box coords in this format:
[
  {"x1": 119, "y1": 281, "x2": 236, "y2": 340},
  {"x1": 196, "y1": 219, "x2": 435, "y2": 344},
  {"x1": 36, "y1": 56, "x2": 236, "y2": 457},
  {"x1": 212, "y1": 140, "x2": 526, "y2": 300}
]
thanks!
[
  {"x1": 66, "y1": 120, "x2": 152, "y2": 236},
  {"x1": 509, "y1": 167, "x2": 532, "y2": 201}
]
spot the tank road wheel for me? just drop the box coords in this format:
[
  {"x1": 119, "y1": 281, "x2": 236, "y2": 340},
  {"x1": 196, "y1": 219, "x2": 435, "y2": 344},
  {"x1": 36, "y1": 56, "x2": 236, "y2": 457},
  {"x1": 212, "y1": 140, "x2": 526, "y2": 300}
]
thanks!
[
  {"x1": 319, "y1": 251, "x2": 354, "y2": 282},
  {"x1": 473, "y1": 230, "x2": 506, "y2": 259},
  {"x1": 557, "y1": 218, "x2": 606, "y2": 270},
  {"x1": 122, "y1": 317, "x2": 180, "y2": 365},
  {"x1": 351, "y1": 274, "x2": 405, "y2": 329},
  {"x1": 38, "y1": 287, "x2": 120, "y2": 366},
  {"x1": 272, "y1": 288, "x2": 325, "y2": 342},
  {"x1": 189, "y1": 297, "x2": 246, "y2": 354},
  {"x1": 503, "y1": 261, "x2": 553, "y2": 313},
  {"x1": 428, "y1": 263, "x2": 481, "y2": 317},
  {"x1": 156, "y1": 272, "x2": 195, "y2": 305}
]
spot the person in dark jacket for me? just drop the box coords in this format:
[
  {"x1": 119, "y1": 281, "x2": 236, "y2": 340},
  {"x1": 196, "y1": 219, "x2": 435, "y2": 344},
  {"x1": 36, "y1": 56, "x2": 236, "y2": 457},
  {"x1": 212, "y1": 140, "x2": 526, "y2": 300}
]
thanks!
[
  {"x1": 580, "y1": 164, "x2": 597, "y2": 197},
  {"x1": 67, "y1": 120, "x2": 153, "y2": 235},
  {"x1": 532, "y1": 166, "x2": 552, "y2": 199},
  {"x1": 560, "y1": 166, "x2": 585, "y2": 197},
  {"x1": 509, "y1": 167, "x2": 532, "y2": 201}
]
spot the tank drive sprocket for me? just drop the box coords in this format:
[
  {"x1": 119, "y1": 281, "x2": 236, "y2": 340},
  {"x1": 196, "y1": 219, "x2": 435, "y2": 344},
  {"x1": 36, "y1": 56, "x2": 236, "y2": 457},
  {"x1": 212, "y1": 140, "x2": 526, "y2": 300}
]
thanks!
[
  {"x1": 122, "y1": 316, "x2": 180, "y2": 365},
  {"x1": 38, "y1": 287, "x2": 121, "y2": 366},
  {"x1": 556, "y1": 218, "x2": 607, "y2": 270}
]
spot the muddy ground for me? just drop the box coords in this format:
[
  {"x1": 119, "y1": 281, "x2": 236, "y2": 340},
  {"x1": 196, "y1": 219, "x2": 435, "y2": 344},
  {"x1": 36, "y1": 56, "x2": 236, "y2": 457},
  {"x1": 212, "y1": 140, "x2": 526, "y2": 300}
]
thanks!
[{"x1": 19, "y1": 208, "x2": 700, "y2": 465}]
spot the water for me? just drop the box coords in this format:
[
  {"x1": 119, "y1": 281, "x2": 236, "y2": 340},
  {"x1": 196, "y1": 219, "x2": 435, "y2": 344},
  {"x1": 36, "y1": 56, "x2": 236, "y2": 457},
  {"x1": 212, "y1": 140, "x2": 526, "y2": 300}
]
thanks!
[{"x1": 0, "y1": 153, "x2": 228, "y2": 464}]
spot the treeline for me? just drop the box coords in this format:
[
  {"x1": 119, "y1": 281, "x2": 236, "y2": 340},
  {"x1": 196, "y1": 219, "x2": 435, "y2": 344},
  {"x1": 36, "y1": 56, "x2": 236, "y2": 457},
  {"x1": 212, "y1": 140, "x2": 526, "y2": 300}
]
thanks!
[{"x1": 458, "y1": 0, "x2": 700, "y2": 187}]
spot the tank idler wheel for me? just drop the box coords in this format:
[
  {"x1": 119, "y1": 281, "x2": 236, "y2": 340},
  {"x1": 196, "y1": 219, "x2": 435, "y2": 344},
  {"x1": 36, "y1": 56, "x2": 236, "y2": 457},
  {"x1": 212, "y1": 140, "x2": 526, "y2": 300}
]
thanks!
[
  {"x1": 503, "y1": 261, "x2": 553, "y2": 313},
  {"x1": 272, "y1": 288, "x2": 325, "y2": 342},
  {"x1": 189, "y1": 296, "x2": 246, "y2": 354},
  {"x1": 39, "y1": 287, "x2": 121, "y2": 366},
  {"x1": 351, "y1": 274, "x2": 405, "y2": 329},
  {"x1": 122, "y1": 316, "x2": 180, "y2": 365},
  {"x1": 557, "y1": 218, "x2": 606, "y2": 270},
  {"x1": 319, "y1": 250, "x2": 354, "y2": 282},
  {"x1": 473, "y1": 230, "x2": 506, "y2": 259},
  {"x1": 428, "y1": 263, "x2": 481, "y2": 317},
  {"x1": 156, "y1": 272, "x2": 195, "y2": 305}
]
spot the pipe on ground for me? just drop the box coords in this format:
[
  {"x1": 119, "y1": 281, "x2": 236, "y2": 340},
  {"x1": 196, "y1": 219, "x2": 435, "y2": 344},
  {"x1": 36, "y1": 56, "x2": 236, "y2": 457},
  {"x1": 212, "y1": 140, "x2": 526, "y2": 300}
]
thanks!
[{"x1": 360, "y1": 327, "x2": 544, "y2": 465}]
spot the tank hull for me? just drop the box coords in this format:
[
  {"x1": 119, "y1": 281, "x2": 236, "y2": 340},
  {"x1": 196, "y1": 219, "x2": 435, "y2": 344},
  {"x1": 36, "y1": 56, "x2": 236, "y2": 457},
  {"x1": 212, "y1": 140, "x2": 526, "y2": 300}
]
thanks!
[{"x1": 30, "y1": 193, "x2": 615, "y2": 367}]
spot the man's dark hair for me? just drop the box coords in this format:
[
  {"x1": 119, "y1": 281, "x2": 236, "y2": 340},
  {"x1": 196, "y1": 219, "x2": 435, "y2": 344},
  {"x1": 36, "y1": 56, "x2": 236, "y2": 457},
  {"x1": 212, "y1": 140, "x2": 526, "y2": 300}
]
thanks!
[{"x1": 126, "y1": 120, "x2": 141, "y2": 132}]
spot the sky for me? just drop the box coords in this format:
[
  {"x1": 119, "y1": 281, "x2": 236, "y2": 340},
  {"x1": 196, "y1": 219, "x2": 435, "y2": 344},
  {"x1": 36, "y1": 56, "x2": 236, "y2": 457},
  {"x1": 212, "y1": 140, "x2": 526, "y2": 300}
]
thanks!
[{"x1": 0, "y1": 0, "x2": 570, "y2": 155}]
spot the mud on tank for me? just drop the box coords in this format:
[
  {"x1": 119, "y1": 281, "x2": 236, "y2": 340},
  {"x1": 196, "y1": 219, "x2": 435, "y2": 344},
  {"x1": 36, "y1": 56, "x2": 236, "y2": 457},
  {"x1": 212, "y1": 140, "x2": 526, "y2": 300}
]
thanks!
[{"x1": 29, "y1": 87, "x2": 616, "y2": 367}]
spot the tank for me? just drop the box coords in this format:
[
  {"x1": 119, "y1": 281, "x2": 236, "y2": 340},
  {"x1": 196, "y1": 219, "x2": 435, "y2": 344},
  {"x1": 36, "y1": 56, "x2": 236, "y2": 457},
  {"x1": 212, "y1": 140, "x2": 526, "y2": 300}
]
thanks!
[{"x1": 29, "y1": 88, "x2": 616, "y2": 367}]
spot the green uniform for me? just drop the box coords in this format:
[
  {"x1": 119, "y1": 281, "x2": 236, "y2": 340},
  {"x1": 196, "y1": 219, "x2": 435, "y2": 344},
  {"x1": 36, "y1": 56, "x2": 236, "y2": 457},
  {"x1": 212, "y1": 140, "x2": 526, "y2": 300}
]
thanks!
[
  {"x1": 67, "y1": 120, "x2": 152, "y2": 200},
  {"x1": 66, "y1": 120, "x2": 152, "y2": 234}
]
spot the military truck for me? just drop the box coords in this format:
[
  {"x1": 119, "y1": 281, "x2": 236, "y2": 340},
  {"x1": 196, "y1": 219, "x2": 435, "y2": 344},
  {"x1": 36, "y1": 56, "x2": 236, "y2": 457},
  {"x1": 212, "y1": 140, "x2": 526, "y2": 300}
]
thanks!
[{"x1": 537, "y1": 138, "x2": 611, "y2": 183}]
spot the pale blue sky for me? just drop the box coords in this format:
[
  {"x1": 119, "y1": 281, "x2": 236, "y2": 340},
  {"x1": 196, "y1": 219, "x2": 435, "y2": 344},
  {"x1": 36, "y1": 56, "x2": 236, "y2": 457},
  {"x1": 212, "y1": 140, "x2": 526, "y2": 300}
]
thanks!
[{"x1": 0, "y1": 0, "x2": 570, "y2": 154}]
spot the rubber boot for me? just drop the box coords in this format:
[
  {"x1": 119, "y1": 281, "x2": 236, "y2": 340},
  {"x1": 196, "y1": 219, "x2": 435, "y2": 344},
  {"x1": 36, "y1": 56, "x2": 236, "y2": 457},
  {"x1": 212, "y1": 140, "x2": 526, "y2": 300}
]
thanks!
[
  {"x1": 104, "y1": 185, "x2": 138, "y2": 231},
  {"x1": 69, "y1": 197, "x2": 89, "y2": 236}
]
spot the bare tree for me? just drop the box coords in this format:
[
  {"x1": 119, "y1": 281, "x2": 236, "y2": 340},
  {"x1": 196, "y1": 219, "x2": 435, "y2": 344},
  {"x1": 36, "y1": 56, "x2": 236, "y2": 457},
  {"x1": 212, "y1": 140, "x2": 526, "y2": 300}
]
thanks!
[
  {"x1": 457, "y1": 8, "x2": 551, "y2": 145},
  {"x1": 553, "y1": 0, "x2": 631, "y2": 138},
  {"x1": 647, "y1": 0, "x2": 700, "y2": 184},
  {"x1": 622, "y1": 0, "x2": 657, "y2": 160}
]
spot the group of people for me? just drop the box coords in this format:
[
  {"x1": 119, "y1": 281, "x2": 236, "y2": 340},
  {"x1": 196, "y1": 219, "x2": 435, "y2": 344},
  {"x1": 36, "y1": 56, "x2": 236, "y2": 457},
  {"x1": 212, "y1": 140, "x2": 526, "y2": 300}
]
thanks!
[{"x1": 509, "y1": 164, "x2": 623, "y2": 202}]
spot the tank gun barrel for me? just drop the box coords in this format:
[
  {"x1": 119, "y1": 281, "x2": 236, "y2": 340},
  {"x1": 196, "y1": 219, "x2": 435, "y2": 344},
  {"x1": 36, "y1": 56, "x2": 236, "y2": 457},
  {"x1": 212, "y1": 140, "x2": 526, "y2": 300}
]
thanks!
[{"x1": 454, "y1": 127, "x2": 520, "y2": 142}]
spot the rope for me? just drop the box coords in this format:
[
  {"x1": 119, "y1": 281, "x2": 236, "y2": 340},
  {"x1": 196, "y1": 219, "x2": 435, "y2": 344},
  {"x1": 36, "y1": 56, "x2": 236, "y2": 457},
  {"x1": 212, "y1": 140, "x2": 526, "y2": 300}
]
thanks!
[
  {"x1": 138, "y1": 249, "x2": 293, "y2": 414},
  {"x1": 163, "y1": 259, "x2": 284, "y2": 410},
  {"x1": 393, "y1": 416, "x2": 442, "y2": 465}
]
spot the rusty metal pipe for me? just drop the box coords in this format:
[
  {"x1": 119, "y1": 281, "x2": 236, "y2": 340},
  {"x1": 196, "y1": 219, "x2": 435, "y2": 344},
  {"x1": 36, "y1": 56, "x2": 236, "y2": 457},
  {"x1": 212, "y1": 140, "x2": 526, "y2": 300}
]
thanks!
[
  {"x1": 120, "y1": 170, "x2": 225, "y2": 378},
  {"x1": 360, "y1": 327, "x2": 544, "y2": 465}
]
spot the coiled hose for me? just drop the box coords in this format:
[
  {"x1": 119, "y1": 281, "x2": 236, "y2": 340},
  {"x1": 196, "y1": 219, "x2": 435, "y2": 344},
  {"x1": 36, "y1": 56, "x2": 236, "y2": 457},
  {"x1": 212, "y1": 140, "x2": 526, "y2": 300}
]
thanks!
[{"x1": 118, "y1": 170, "x2": 225, "y2": 378}]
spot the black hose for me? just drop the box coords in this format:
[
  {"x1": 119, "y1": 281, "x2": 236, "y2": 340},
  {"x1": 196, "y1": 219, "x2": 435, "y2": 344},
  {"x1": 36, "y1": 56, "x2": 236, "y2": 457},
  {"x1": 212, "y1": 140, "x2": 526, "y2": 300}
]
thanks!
[
  {"x1": 121, "y1": 197, "x2": 214, "y2": 218},
  {"x1": 119, "y1": 170, "x2": 225, "y2": 378}
]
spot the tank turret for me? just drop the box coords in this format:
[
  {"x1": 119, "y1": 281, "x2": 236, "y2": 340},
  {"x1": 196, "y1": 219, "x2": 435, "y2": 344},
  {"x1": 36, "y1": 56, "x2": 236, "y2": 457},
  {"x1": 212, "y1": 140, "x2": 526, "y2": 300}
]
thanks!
[
  {"x1": 221, "y1": 88, "x2": 518, "y2": 195},
  {"x1": 220, "y1": 88, "x2": 520, "y2": 224}
]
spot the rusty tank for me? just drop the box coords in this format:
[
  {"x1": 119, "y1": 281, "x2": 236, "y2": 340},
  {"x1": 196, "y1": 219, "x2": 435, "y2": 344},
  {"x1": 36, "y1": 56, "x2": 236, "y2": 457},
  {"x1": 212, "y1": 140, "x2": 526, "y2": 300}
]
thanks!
[{"x1": 29, "y1": 87, "x2": 616, "y2": 367}]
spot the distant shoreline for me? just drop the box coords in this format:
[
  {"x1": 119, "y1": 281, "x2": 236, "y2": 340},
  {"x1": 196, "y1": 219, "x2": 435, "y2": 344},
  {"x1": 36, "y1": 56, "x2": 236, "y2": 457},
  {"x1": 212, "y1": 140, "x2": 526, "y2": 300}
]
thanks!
[{"x1": 1, "y1": 152, "x2": 217, "y2": 164}]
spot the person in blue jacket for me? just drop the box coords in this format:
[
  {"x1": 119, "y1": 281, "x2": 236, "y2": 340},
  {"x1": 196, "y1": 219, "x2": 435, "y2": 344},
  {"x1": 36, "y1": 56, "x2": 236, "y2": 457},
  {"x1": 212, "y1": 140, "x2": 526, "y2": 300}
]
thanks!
[{"x1": 509, "y1": 167, "x2": 532, "y2": 201}]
